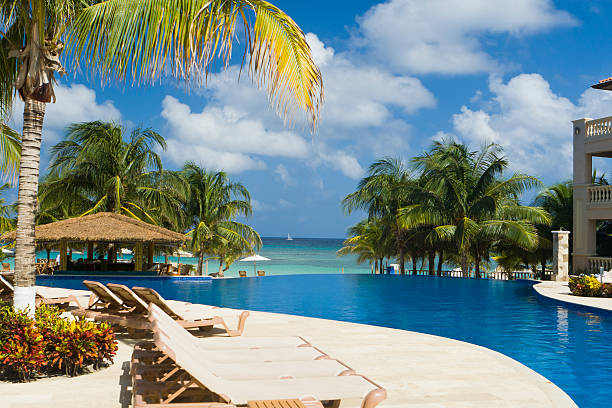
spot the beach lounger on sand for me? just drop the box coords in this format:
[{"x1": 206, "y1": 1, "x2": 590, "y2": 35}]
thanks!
[
  {"x1": 0, "y1": 275, "x2": 81, "y2": 308},
  {"x1": 107, "y1": 283, "x2": 249, "y2": 336},
  {"x1": 132, "y1": 303, "x2": 386, "y2": 408},
  {"x1": 132, "y1": 286, "x2": 250, "y2": 336}
]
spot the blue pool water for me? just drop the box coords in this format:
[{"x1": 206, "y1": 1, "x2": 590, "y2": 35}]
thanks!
[{"x1": 39, "y1": 274, "x2": 612, "y2": 407}]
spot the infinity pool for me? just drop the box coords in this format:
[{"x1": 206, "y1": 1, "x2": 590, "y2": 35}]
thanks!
[{"x1": 39, "y1": 274, "x2": 612, "y2": 407}]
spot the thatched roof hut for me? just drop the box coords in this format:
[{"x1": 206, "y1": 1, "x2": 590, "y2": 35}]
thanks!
[
  {"x1": 1, "y1": 212, "x2": 185, "y2": 245},
  {"x1": 1, "y1": 212, "x2": 186, "y2": 272}
]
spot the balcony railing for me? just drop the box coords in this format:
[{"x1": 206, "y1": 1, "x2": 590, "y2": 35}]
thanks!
[
  {"x1": 588, "y1": 256, "x2": 612, "y2": 272},
  {"x1": 586, "y1": 115, "x2": 612, "y2": 138},
  {"x1": 588, "y1": 184, "x2": 612, "y2": 205}
]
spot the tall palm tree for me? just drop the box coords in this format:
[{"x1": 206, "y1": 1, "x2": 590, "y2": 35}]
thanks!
[
  {"x1": 400, "y1": 140, "x2": 550, "y2": 277},
  {"x1": 39, "y1": 121, "x2": 187, "y2": 227},
  {"x1": 1, "y1": 1, "x2": 322, "y2": 311},
  {"x1": 182, "y1": 163, "x2": 261, "y2": 276},
  {"x1": 342, "y1": 158, "x2": 416, "y2": 274}
]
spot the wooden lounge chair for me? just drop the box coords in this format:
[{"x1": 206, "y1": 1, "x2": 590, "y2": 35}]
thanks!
[
  {"x1": 132, "y1": 287, "x2": 250, "y2": 336},
  {"x1": 238, "y1": 271, "x2": 247, "y2": 277},
  {"x1": 108, "y1": 284, "x2": 248, "y2": 336},
  {"x1": 133, "y1": 303, "x2": 386, "y2": 408},
  {"x1": 72, "y1": 280, "x2": 132, "y2": 321},
  {"x1": 0, "y1": 275, "x2": 81, "y2": 309},
  {"x1": 257, "y1": 270, "x2": 265, "y2": 277},
  {"x1": 2, "y1": 262, "x2": 11, "y2": 271}
]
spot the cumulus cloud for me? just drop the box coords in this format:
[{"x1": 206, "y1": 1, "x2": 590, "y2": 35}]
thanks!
[
  {"x1": 161, "y1": 96, "x2": 310, "y2": 173},
  {"x1": 356, "y1": 0, "x2": 576, "y2": 75},
  {"x1": 448, "y1": 73, "x2": 612, "y2": 179},
  {"x1": 10, "y1": 83, "x2": 121, "y2": 142},
  {"x1": 305, "y1": 33, "x2": 435, "y2": 129},
  {"x1": 274, "y1": 164, "x2": 294, "y2": 186}
]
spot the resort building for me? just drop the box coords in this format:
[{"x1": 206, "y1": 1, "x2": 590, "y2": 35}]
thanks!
[{"x1": 573, "y1": 77, "x2": 612, "y2": 272}]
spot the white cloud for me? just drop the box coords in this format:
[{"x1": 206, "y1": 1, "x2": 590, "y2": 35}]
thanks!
[
  {"x1": 314, "y1": 147, "x2": 365, "y2": 180},
  {"x1": 161, "y1": 96, "x2": 310, "y2": 173},
  {"x1": 279, "y1": 199, "x2": 295, "y2": 208},
  {"x1": 357, "y1": 0, "x2": 576, "y2": 75},
  {"x1": 274, "y1": 164, "x2": 294, "y2": 186},
  {"x1": 251, "y1": 199, "x2": 274, "y2": 212},
  {"x1": 305, "y1": 33, "x2": 435, "y2": 129},
  {"x1": 448, "y1": 73, "x2": 612, "y2": 179},
  {"x1": 10, "y1": 83, "x2": 121, "y2": 142}
]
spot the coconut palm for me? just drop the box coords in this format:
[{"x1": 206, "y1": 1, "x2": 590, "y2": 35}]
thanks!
[
  {"x1": 182, "y1": 163, "x2": 261, "y2": 276},
  {"x1": 400, "y1": 140, "x2": 550, "y2": 277},
  {"x1": 342, "y1": 158, "x2": 417, "y2": 274},
  {"x1": 0, "y1": 124, "x2": 20, "y2": 182},
  {"x1": 338, "y1": 218, "x2": 391, "y2": 274},
  {"x1": 1, "y1": 1, "x2": 322, "y2": 311},
  {"x1": 39, "y1": 121, "x2": 187, "y2": 228}
]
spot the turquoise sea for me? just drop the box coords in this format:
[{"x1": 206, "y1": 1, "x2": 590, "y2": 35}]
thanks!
[{"x1": 14, "y1": 237, "x2": 370, "y2": 277}]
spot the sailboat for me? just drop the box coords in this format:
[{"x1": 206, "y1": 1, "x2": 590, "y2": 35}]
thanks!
[{"x1": 287, "y1": 233, "x2": 293, "y2": 241}]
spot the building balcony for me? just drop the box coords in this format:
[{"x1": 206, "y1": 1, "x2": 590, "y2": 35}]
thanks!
[
  {"x1": 588, "y1": 256, "x2": 612, "y2": 272},
  {"x1": 588, "y1": 185, "x2": 612, "y2": 206}
]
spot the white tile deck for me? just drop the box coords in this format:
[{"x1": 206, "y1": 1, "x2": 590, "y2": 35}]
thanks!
[{"x1": 0, "y1": 286, "x2": 577, "y2": 408}]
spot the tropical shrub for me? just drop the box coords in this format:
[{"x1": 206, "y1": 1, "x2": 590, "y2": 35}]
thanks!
[
  {"x1": 0, "y1": 305, "x2": 46, "y2": 381},
  {"x1": 568, "y1": 275, "x2": 612, "y2": 297},
  {"x1": 0, "y1": 305, "x2": 118, "y2": 381}
]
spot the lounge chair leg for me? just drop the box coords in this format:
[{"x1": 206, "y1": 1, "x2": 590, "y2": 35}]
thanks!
[{"x1": 360, "y1": 388, "x2": 387, "y2": 408}]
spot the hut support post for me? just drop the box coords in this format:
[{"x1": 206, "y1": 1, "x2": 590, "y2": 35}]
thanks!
[
  {"x1": 59, "y1": 240, "x2": 67, "y2": 271},
  {"x1": 87, "y1": 242, "x2": 94, "y2": 261},
  {"x1": 134, "y1": 243, "x2": 143, "y2": 272},
  {"x1": 147, "y1": 242, "x2": 154, "y2": 270}
]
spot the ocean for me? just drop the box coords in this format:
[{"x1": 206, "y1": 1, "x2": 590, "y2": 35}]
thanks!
[{"x1": 14, "y1": 237, "x2": 371, "y2": 277}]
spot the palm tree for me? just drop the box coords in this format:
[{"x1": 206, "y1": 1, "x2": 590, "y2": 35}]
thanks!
[
  {"x1": 342, "y1": 158, "x2": 416, "y2": 274},
  {"x1": 182, "y1": 163, "x2": 261, "y2": 276},
  {"x1": 400, "y1": 140, "x2": 550, "y2": 277},
  {"x1": 1, "y1": 2, "x2": 322, "y2": 312},
  {"x1": 0, "y1": 124, "x2": 20, "y2": 182},
  {"x1": 39, "y1": 121, "x2": 187, "y2": 227},
  {"x1": 338, "y1": 218, "x2": 391, "y2": 274}
]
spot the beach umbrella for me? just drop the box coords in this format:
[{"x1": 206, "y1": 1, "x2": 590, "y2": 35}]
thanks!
[
  {"x1": 239, "y1": 254, "x2": 270, "y2": 275},
  {"x1": 2, "y1": 248, "x2": 14, "y2": 255},
  {"x1": 173, "y1": 248, "x2": 193, "y2": 263},
  {"x1": 121, "y1": 248, "x2": 133, "y2": 255}
]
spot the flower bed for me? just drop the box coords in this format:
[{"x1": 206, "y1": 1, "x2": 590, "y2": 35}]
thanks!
[
  {"x1": 568, "y1": 275, "x2": 612, "y2": 298},
  {"x1": 0, "y1": 304, "x2": 118, "y2": 381}
]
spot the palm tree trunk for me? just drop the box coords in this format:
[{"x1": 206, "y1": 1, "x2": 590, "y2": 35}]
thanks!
[
  {"x1": 218, "y1": 254, "x2": 225, "y2": 277},
  {"x1": 461, "y1": 251, "x2": 469, "y2": 278},
  {"x1": 398, "y1": 248, "x2": 405, "y2": 274},
  {"x1": 379, "y1": 258, "x2": 383, "y2": 274},
  {"x1": 541, "y1": 259, "x2": 547, "y2": 280},
  {"x1": 411, "y1": 250, "x2": 417, "y2": 275},
  {"x1": 197, "y1": 247, "x2": 204, "y2": 276},
  {"x1": 428, "y1": 251, "x2": 435, "y2": 275},
  {"x1": 475, "y1": 257, "x2": 481, "y2": 278},
  {"x1": 437, "y1": 251, "x2": 443, "y2": 276},
  {"x1": 13, "y1": 99, "x2": 46, "y2": 314}
]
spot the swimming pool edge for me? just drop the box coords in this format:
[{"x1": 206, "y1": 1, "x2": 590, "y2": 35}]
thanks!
[{"x1": 532, "y1": 281, "x2": 612, "y2": 315}]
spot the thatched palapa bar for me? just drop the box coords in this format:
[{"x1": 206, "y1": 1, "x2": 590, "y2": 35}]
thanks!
[{"x1": 1, "y1": 212, "x2": 185, "y2": 272}]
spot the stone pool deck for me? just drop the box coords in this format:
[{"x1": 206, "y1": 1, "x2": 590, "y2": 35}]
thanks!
[
  {"x1": 533, "y1": 281, "x2": 612, "y2": 313},
  {"x1": 0, "y1": 287, "x2": 577, "y2": 408}
]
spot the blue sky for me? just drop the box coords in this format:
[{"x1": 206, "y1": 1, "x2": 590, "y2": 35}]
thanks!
[{"x1": 8, "y1": 0, "x2": 612, "y2": 238}]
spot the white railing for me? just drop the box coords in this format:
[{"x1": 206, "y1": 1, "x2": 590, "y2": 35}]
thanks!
[
  {"x1": 586, "y1": 116, "x2": 612, "y2": 138},
  {"x1": 588, "y1": 185, "x2": 612, "y2": 205},
  {"x1": 588, "y1": 256, "x2": 612, "y2": 272}
]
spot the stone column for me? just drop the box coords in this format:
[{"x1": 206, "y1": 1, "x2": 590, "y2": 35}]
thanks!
[
  {"x1": 572, "y1": 118, "x2": 592, "y2": 271},
  {"x1": 553, "y1": 230, "x2": 571, "y2": 281}
]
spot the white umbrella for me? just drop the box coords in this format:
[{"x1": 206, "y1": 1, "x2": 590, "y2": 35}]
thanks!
[
  {"x1": 239, "y1": 254, "x2": 270, "y2": 275},
  {"x1": 121, "y1": 248, "x2": 133, "y2": 255},
  {"x1": 172, "y1": 248, "x2": 193, "y2": 263},
  {"x1": 2, "y1": 248, "x2": 14, "y2": 255}
]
